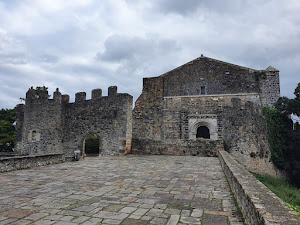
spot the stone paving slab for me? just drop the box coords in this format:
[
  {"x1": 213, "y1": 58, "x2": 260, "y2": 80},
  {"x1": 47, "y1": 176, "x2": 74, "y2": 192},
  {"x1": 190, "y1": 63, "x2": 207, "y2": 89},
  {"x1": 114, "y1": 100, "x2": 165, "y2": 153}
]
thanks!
[{"x1": 0, "y1": 155, "x2": 244, "y2": 224}]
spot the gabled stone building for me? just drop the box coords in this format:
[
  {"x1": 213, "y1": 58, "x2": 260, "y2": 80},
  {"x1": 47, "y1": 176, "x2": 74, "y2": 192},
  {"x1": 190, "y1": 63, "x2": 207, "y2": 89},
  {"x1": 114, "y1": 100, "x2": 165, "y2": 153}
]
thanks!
[{"x1": 132, "y1": 55, "x2": 280, "y2": 174}]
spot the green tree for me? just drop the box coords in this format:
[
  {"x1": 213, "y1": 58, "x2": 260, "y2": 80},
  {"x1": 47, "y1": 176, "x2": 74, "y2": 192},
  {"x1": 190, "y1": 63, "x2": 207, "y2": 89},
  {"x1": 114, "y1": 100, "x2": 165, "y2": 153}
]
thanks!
[
  {"x1": 271, "y1": 82, "x2": 300, "y2": 187},
  {"x1": 294, "y1": 83, "x2": 300, "y2": 100},
  {"x1": 262, "y1": 107, "x2": 287, "y2": 169},
  {"x1": 0, "y1": 108, "x2": 16, "y2": 152},
  {"x1": 275, "y1": 96, "x2": 290, "y2": 112}
]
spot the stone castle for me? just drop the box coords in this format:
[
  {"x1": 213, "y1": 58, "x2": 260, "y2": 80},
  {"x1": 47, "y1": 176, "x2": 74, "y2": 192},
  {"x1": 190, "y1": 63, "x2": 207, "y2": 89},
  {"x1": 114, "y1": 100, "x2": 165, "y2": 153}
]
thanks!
[{"x1": 15, "y1": 55, "x2": 280, "y2": 174}]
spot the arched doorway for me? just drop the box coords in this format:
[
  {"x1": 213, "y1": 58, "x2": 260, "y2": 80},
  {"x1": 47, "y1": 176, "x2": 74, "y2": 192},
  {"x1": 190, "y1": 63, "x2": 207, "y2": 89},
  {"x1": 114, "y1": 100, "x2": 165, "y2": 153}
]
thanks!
[
  {"x1": 83, "y1": 134, "x2": 101, "y2": 157},
  {"x1": 196, "y1": 126, "x2": 210, "y2": 139}
]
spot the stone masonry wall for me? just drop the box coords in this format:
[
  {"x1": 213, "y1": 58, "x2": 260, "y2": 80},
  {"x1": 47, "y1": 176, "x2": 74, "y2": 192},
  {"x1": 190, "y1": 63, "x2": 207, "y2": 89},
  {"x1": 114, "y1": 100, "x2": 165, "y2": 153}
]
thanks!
[
  {"x1": 131, "y1": 138, "x2": 223, "y2": 156},
  {"x1": 161, "y1": 94, "x2": 261, "y2": 141},
  {"x1": 257, "y1": 68, "x2": 280, "y2": 107},
  {"x1": 0, "y1": 153, "x2": 65, "y2": 173},
  {"x1": 133, "y1": 77, "x2": 164, "y2": 141},
  {"x1": 132, "y1": 80, "x2": 271, "y2": 162},
  {"x1": 15, "y1": 104, "x2": 24, "y2": 152},
  {"x1": 15, "y1": 86, "x2": 133, "y2": 159},
  {"x1": 132, "y1": 56, "x2": 280, "y2": 174},
  {"x1": 160, "y1": 95, "x2": 277, "y2": 175},
  {"x1": 219, "y1": 150, "x2": 300, "y2": 225},
  {"x1": 160, "y1": 56, "x2": 280, "y2": 107},
  {"x1": 221, "y1": 100, "x2": 283, "y2": 177},
  {"x1": 62, "y1": 89, "x2": 133, "y2": 158},
  {"x1": 161, "y1": 56, "x2": 259, "y2": 97},
  {"x1": 16, "y1": 87, "x2": 63, "y2": 155}
]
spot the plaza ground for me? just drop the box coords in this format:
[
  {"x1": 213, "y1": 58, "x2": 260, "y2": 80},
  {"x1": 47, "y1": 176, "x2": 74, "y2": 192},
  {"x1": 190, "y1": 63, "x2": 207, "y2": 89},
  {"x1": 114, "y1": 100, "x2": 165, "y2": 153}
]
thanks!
[{"x1": 0, "y1": 155, "x2": 244, "y2": 225}]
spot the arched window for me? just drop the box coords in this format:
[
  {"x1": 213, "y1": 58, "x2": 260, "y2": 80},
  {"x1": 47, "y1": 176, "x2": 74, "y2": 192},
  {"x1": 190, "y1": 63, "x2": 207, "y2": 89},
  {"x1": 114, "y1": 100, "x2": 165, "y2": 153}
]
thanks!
[{"x1": 196, "y1": 126, "x2": 210, "y2": 139}]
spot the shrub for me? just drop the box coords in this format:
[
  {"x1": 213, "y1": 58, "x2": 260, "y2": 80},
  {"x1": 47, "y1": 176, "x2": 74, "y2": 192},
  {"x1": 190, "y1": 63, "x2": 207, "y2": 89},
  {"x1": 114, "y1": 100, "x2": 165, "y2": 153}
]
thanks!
[{"x1": 262, "y1": 107, "x2": 287, "y2": 169}]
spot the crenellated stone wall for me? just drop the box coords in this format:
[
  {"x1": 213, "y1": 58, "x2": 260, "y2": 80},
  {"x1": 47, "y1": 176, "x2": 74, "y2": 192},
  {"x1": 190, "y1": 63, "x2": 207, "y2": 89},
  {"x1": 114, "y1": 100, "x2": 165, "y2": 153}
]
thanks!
[
  {"x1": 62, "y1": 91, "x2": 133, "y2": 157},
  {"x1": 15, "y1": 86, "x2": 133, "y2": 159},
  {"x1": 16, "y1": 87, "x2": 63, "y2": 155}
]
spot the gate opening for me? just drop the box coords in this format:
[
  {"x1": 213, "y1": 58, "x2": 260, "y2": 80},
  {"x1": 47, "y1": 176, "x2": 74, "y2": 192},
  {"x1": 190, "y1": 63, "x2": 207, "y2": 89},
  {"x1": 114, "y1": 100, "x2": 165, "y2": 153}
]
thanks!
[
  {"x1": 196, "y1": 126, "x2": 210, "y2": 139},
  {"x1": 83, "y1": 134, "x2": 100, "y2": 157}
]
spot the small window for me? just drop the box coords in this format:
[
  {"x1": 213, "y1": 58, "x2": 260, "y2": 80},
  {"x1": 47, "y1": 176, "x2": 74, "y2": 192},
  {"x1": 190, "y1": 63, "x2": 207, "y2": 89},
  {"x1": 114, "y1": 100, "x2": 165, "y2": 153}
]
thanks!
[
  {"x1": 200, "y1": 86, "x2": 206, "y2": 95},
  {"x1": 32, "y1": 131, "x2": 37, "y2": 141}
]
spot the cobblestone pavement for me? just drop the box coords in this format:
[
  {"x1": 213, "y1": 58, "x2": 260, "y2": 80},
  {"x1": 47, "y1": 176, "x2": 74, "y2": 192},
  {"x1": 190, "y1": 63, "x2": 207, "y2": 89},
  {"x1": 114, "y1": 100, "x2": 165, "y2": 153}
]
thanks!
[{"x1": 0, "y1": 155, "x2": 244, "y2": 225}]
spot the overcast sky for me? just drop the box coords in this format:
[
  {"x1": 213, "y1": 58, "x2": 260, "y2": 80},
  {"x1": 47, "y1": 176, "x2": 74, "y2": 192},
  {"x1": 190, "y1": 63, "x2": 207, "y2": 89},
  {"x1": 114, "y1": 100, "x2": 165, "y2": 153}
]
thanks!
[{"x1": 0, "y1": 0, "x2": 299, "y2": 109}]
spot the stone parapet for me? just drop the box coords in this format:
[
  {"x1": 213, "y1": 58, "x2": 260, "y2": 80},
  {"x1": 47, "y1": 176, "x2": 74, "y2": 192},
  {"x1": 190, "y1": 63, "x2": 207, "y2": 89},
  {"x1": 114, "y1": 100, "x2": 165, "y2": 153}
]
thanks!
[
  {"x1": 219, "y1": 150, "x2": 300, "y2": 225},
  {"x1": 0, "y1": 154, "x2": 65, "y2": 172},
  {"x1": 132, "y1": 138, "x2": 223, "y2": 156}
]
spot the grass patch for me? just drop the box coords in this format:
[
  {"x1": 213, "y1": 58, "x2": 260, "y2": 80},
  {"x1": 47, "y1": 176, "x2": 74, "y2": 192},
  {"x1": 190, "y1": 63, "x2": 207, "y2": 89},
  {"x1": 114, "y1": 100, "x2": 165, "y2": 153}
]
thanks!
[{"x1": 252, "y1": 173, "x2": 300, "y2": 214}]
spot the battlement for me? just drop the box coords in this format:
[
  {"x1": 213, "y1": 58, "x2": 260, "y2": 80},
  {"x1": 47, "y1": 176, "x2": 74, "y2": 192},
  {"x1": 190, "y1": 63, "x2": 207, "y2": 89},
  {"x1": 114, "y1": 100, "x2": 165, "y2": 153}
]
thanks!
[
  {"x1": 25, "y1": 86, "x2": 131, "y2": 105},
  {"x1": 26, "y1": 86, "x2": 49, "y2": 102},
  {"x1": 62, "y1": 95, "x2": 70, "y2": 104},
  {"x1": 75, "y1": 92, "x2": 86, "y2": 102},
  {"x1": 108, "y1": 86, "x2": 117, "y2": 96},
  {"x1": 53, "y1": 88, "x2": 62, "y2": 102},
  {"x1": 15, "y1": 103, "x2": 25, "y2": 113},
  {"x1": 92, "y1": 89, "x2": 102, "y2": 100},
  {"x1": 25, "y1": 87, "x2": 64, "y2": 104},
  {"x1": 73, "y1": 86, "x2": 130, "y2": 103}
]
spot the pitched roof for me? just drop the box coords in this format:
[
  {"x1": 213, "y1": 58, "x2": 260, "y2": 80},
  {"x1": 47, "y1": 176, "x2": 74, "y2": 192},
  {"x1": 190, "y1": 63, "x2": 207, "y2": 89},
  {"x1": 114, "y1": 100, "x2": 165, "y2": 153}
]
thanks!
[
  {"x1": 265, "y1": 66, "x2": 279, "y2": 72},
  {"x1": 158, "y1": 55, "x2": 258, "y2": 77}
]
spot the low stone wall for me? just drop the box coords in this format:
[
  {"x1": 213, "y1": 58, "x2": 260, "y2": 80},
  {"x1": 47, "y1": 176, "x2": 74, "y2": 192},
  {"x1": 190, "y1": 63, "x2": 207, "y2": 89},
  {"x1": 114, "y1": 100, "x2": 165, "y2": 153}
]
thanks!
[
  {"x1": 219, "y1": 150, "x2": 300, "y2": 225},
  {"x1": 131, "y1": 138, "x2": 223, "y2": 156},
  {"x1": 0, "y1": 154, "x2": 65, "y2": 172}
]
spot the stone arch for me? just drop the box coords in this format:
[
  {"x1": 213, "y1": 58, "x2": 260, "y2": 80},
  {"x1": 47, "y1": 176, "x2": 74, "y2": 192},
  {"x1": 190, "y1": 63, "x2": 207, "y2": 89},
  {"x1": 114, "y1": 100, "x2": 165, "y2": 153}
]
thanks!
[
  {"x1": 81, "y1": 133, "x2": 102, "y2": 157},
  {"x1": 189, "y1": 121, "x2": 218, "y2": 140}
]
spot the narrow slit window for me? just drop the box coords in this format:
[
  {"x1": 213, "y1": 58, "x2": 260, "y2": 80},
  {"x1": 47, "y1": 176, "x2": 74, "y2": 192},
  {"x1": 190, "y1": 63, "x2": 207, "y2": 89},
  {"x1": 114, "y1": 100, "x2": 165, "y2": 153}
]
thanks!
[
  {"x1": 32, "y1": 131, "x2": 37, "y2": 141},
  {"x1": 200, "y1": 86, "x2": 206, "y2": 95}
]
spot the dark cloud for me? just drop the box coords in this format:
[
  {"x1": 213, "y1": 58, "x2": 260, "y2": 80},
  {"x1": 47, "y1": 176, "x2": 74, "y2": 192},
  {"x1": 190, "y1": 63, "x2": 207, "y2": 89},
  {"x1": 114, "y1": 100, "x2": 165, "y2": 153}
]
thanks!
[
  {"x1": 98, "y1": 35, "x2": 180, "y2": 63},
  {"x1": 152, "y1": 0, "x2": 202, "y2": 15},
  {"x1": 147, "y1": 0, "x2": 250, "y2": 16},
  {"x1": 97, "y1": 35, "x2": 136, "y2": 62},
  {"x1": 94, "y1": 34, "x2": 183, "y2": 105},
  {"x1": 96, "y1": 34, "x2": 182, "y2": 79}
]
